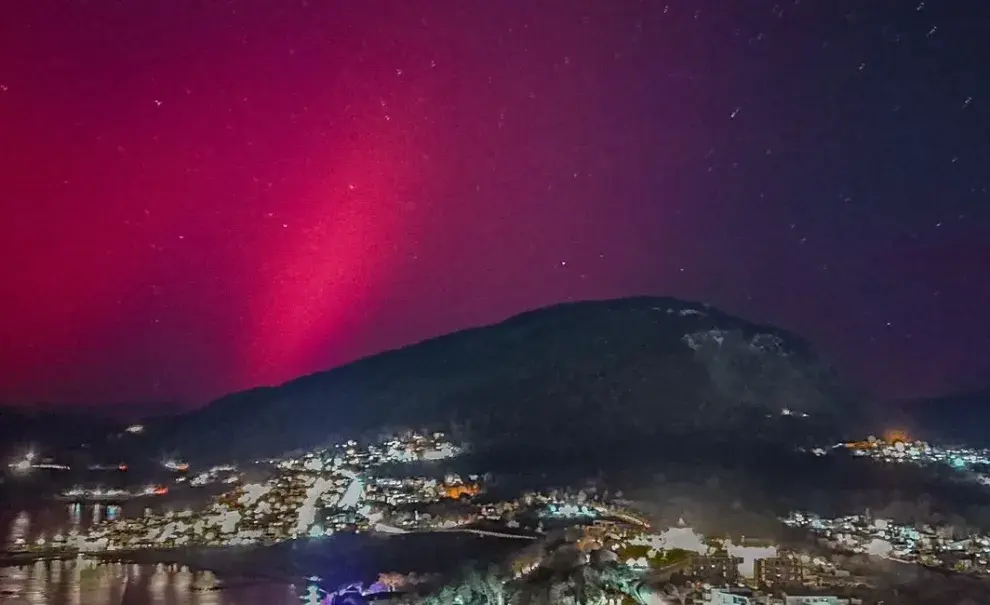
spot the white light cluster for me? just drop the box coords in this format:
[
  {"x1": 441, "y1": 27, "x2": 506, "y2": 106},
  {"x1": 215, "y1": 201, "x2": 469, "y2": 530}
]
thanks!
[
  {"x1": 54, "y1": 430, "x2": 467, "y2": 554},
  {"x1": 238, "y1": 483, "x2": 271, "y2": 506},
  {"x1": 783, "y1": 510, "x2": 990, "y2": 575},
  {"x1": 293, "y1": 477, "x2": 336, "y2": 536}
]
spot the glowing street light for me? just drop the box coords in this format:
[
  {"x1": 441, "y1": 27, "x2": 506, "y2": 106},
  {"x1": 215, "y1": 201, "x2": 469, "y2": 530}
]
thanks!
[{"x1": 8, "y1": 451, "x2": 36, "y2": 474}]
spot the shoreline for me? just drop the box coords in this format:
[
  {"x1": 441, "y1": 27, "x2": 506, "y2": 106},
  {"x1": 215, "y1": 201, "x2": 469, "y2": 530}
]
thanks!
[
  {"x1": 0, "y1": 524, "x2": 534, "y2": 568},
  {"x1": 0, "y1": 545, "x2": 262, "y2": 572},
  {"x1": 0, "y1": 545, "x2": 301, "y2": 592},
  {"x1": 0, "y1": 530, "x2": 537, "y2": 590}
]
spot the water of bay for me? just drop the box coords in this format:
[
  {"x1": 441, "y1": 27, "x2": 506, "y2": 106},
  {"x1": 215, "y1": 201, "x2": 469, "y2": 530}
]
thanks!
[
  {"x1": 0, "y1": 559, "x2": 299, "y2": 605},
  {"x1": 0, "y1": 502, "x2": 523, "y2": 605},
  {"x1": 0, "y1": 503, "x2": 299, "y2": 605}
]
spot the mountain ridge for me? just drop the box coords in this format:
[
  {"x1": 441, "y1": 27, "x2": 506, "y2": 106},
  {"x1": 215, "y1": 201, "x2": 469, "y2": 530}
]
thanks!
[{"x1": 147, "y1": 296, "x2": 867, "y2": 463}]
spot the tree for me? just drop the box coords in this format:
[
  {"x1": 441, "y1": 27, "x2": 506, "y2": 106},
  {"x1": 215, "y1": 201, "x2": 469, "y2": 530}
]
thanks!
[
  {"x1": 478, "y1": 566, "x2": 507, "y2": 605},
  {"x1": 572, "y1": 564, "x2": 607, "y2": 605},
  {"x1": 456, "y1": 566, "x2": 507, "y2": 605},
  {"x1": 376, "y1": 572, "x2": 406, "y2": 592},
  {"x1": 664, "y1": 583, "x2": 688, "y2": 605}
]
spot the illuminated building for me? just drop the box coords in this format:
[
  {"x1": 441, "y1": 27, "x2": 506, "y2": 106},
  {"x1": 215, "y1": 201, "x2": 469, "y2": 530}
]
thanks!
[
  {"x1": 688, "y1": 553, "x2": 743, "y2": 582},
  {"x1": 702, "y1": 588, "x2": 753, "y2": 605},
  {"x1": 783, "y1": 597, "x2": 847, "y2": 605},
  {"x1": 754, "y1": 554, "x2": 805, "y2": 587},
  {"x1": 163, "y1": 459, "x2": 189, "y2": 472},
  {"x1": 442, "y1": 483, "x2": 480, "y2": 499}
]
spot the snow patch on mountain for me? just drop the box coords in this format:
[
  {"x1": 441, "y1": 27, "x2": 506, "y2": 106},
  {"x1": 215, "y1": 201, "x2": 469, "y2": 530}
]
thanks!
[
  {"x1": 683, "y1": 329, "x2": 793, "y2": 357},
  {"x1": 749, "y1": 333, "x2": 789, "y2": 355},
  {"x1": 656, "y1": 306, "x2": 707, "y2": 317},
  {"x1": 682, "y1": 329, "x2": 726, "y2": 351}
]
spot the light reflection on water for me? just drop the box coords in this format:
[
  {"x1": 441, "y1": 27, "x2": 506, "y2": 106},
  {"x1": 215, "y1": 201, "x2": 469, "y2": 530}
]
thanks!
[
  {"x1": 1, "y1": 507, "x2": 299, "y2": 605},
  {"x1": 3, "y1": 503, "x2": 161, "y2": 551},
  {"x1": 0, "y1": 558, "x2": 299, "y2": 605}
]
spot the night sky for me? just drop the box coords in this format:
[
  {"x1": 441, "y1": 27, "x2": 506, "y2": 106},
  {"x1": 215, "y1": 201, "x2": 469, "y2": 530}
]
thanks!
[{"x1": 1, "y1": 1, "x2": 988, "y2": 407}]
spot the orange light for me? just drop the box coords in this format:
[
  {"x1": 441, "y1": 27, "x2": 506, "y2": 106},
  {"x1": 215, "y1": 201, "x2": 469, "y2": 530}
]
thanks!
[
  {"x1": 883, "y1": 429, "x2": 909, "y2": 444},
  {"x1": 443, "y1": 483, "x2": 480, "y2": 499}
]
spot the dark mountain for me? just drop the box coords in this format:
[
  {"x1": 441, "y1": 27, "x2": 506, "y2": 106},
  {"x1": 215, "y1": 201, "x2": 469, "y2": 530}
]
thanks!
[
  {"x1": 0, "y1": 405, "x2": 123, "y2": 464},
  {"x1": 889, "y1": 388, "x2": 990, "y2": 447},
  {"x1": 148, "y1": 297, "x2": 867, "y2": 463}
]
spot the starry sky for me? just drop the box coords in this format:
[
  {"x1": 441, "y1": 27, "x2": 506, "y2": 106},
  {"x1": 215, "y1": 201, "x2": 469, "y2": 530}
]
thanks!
[{"x1": 1, "y1": 0, "x2": 988, "y2": 407}]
